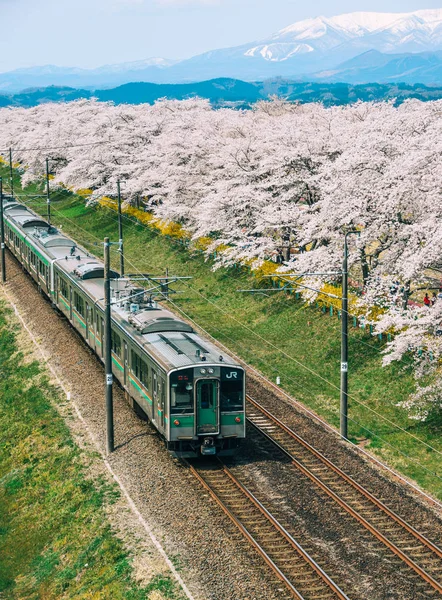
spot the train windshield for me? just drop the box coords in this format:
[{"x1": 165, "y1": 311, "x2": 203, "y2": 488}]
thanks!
[
  {"x1": 220, "y1": 368, "x2": 244, "y2": 412},
  {"x1": 170, "y1": 369, "x2": 194, "y2": 414}
]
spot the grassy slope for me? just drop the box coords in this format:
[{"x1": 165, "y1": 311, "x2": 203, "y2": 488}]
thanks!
[
  {"x1": 3, "y1": 168, "x2": 442, "y2": 501},
  {"x1": 0, "y1": 302, "x2": 181, "y2": 598}
]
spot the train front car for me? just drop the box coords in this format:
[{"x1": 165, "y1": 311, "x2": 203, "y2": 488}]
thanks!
[{"x1": 169, "y1": 362, "x2": 245, "y2": 457}]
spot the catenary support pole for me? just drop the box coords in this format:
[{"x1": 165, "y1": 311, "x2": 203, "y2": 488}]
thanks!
[
  {"x1": 0, "y1": 178, "x2": 6, "y2": 283},
  {"x1": 45, "y1": 158, "x2": 51, "y2": 225},
  {"x1": 117, "y1": 180, "x2": 124, "y2": 276},
  {"x1": 340, "y1": 230, "x2": 359, "y2": 440},
  {"x1": 9, "y1": 148, "x2": 13, "y2": 197},
  {"x1": 104, "y1": 237, "x2": 114, "y2": 453},
  {"x1": 340, "y1": 236, "x2": 349, "y2": 439}
]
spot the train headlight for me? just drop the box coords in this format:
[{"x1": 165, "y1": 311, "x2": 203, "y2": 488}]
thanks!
[
  {"x1": 200, "y1": 368, "x2": 207, "y2": 375},
  {"x1": 208, "y1": 368, "x2": 214, "y2": 374},
  {"x1": 235, "y1": 417, "x2": 241, "y2": 423},
  {"x1": 174, "y1": 419, "x2": 180, "y2": 426}
]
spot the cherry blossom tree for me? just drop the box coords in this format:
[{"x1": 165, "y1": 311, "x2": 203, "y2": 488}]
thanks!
[{"x1": 1, "y1": 97, "x2": 441, "y2": 418}]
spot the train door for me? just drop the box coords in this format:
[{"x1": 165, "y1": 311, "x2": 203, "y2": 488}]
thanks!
[
  {"x1": 152, "y1": 370, "x2": 158, "y2": 424},
  {"x1": 159, "y1": 377, "x2": 165, "y2": 429},
  {"x1": 85, "y1": 303, "x2": 91, "y2": 345},
  {"x1": 123, "y1": 341, "x2": 128, "y2": 387},
  {"x1": 54, "y1": 271, "x2": 59, "y2": 304},
  {"x1": 69, "y1": 287, "x2": 73, "y2": 321},
  {"x1": 97, "y1": 316, "x2": 104, "y2": 357},
  {"x1": 196, "y1": 380, "x2": 219, "y2": 435},
  {"x1": 45, "y1": 264, "x2": 50, "y2": 292},
  {"x1": 93, "y1": 311, "x2": 98, "y2": 354}
]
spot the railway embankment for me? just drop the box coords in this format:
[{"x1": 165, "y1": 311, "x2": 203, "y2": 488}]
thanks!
[
  {"x1": 1, "y1": 253, "x2": 290, "y2": 600},
  {"x1": 0, "y1": 286, "x2": 188, "y2": 599},
  {"x1": 8, "y1": 174, "x2": 440, "y2": 503},
  {"x1": 3, "y1": 250, "x2": 442, "y2": 598}
]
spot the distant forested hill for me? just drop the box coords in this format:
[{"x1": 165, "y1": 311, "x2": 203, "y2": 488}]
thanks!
[{"x1": 1, "y1": 79, "x2": 442, "y2": 108}]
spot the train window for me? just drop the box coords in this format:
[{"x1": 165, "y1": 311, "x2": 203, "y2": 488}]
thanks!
[
  {"x1": 140, "y1": 360, "x2": 148, "y2": 387},
  {"x1": 111, "y1": 330, "x2": 121, "y2": 357},
  {"x1": 170, "y1": 369, "x2": 193, "y2": 414},
  {"x1": 220, "y1": 368, "x2": 244, "y2": 412},
  {"x1": 131, "y1": 351, "x2": 149, "y2": 387},
  {"x1": 60, "y1": 278, "x2": 69, "y2": 299},
  {"x1": 73, "y1": 292, "x2": 85, "y2": 317}
]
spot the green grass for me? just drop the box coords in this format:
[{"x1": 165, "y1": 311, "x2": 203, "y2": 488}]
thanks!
[
  {"x1": 0, "y1": 298, "x2": 182, "y2": 598},
  {"x1": 3, "y1": 167, "x2": 442, "y2": 501}
]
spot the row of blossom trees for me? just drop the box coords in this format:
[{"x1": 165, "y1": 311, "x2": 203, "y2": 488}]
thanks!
[{"x1": 0, "y1": 97, "x2": 441, "y2": 419}]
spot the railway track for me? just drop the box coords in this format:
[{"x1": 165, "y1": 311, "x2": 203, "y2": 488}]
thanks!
[
  {"x1": 185, "y1": 457, "x2": 350, "y2": 600},
  {"x1": 246, "y1": 395, "x2": 442, "y2": 597}
]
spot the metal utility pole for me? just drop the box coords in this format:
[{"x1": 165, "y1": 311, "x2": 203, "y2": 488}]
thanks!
[
  {"x1": 117, "y1": 180, "x2": 124, "y2": 277},
  {"x1": 340, "y1": 231, "x2": 359, "y2": 440},
  {"x1": 45, "y1": 158, "x2": 51, "y2": 225},
  {"x1": 0, "y1": 178, "x2": 5, "y2": 283},
  {"x1": 9, "y1": 148, "x2": 13, "y2": 197},
  {"x1": 104, "y1": 237, "x2": 114, "y2": 453},
  {"x1": 162, "y1": 267, "x2": 169, "y2": 300}
]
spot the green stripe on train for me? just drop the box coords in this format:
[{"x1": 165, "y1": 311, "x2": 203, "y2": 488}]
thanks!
[{"x1": 129, "y1": 376, "x2": 153, "y2": 405}]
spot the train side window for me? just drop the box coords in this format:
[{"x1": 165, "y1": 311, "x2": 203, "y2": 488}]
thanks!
[
  {"x1": 111, "y1": 330, "x2": 121, "y2": 357},
  {"x1": 73, "y1": 292, "x2": 85, "y2": 317},
  {"x1": 59, "y1": 278, "x2": 69, "y2": 299},
  {"x1": 131, "y1": 351, "x2": 149, "y2": 387}
]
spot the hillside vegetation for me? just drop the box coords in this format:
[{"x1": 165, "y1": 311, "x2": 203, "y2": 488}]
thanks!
[{"x1": 1, "y1": 79, "x2": 442, "y2": 108}]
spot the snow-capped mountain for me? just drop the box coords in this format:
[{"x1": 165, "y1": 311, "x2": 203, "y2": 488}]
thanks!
[
  {"x1": 249, "y1": 10, "x2": 442, "y2": 61},
  {"x1": 2, "y1": 9, "x2": 442, "y2": 91},
  {"x1": 176, "y1": 8, "x2": 442, "y2": 79}
]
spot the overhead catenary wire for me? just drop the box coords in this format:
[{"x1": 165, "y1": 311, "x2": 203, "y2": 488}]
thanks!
[
  {"x1": 45, "y1": 197, "x2": 442, "y2": 459},
  {"x1": 12, "y1": 187, "x2": 442, "y2": 460},
  {"x1": 121, "y1": 251, "x2": 442, "y2": 485},
  {"x1": 6, "y1": 193, "x2": 442, "y2": 502},
  {"x1": 0, "y1": 139, "x2": 118, "y2": 154},
  {"x1": 111, "y1": 207, "x2": 421, "y2": 374}
]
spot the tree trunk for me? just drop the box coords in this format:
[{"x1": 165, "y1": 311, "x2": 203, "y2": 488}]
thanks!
[
  {"x1": 359, "y1": 248, "x2": 370, "y2": 287},
  {"x1": 402, "y1": 281, "x2": 411, "y2": 310}
]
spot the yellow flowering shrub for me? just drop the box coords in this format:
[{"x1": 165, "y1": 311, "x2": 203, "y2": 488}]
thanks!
[
  {"x1": 76, "y1": 188, "x2": 93, "y2": 198},
  {"x1": 156, "y1": 220, "x2": 189, "y2": 240},
  {"x1": 254, "y1": 260, "x2": 281, "y2": 284},
  {"x1": 96, "y1": 195, "x2": 387, "y2": 326}
]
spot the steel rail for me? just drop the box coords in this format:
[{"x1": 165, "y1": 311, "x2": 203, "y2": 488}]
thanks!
[
  {"x1": 184, "y1": 458, "x2": 350, "y2": 600},
  {"x1": 246, "y1": 395, "x2": 442, "y2": 595}
]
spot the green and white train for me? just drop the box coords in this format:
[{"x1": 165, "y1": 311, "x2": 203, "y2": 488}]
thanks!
[{"x1": 2, "y1": 197, "x2": 245, "y2": 457}]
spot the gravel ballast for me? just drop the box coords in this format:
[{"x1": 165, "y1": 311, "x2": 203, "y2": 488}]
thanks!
[{"x1": 3, "y1": 252, "x2": 442, "y2": 600}]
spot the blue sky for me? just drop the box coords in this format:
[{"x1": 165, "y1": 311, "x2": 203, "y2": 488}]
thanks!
[{"x1": 1, "y1": 0, "x2": 440, "y2": 72}]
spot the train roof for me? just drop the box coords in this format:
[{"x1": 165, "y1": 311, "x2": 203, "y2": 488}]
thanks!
[{"x1": 3, "y1": 196, "x2": 241, "y2": 373}]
